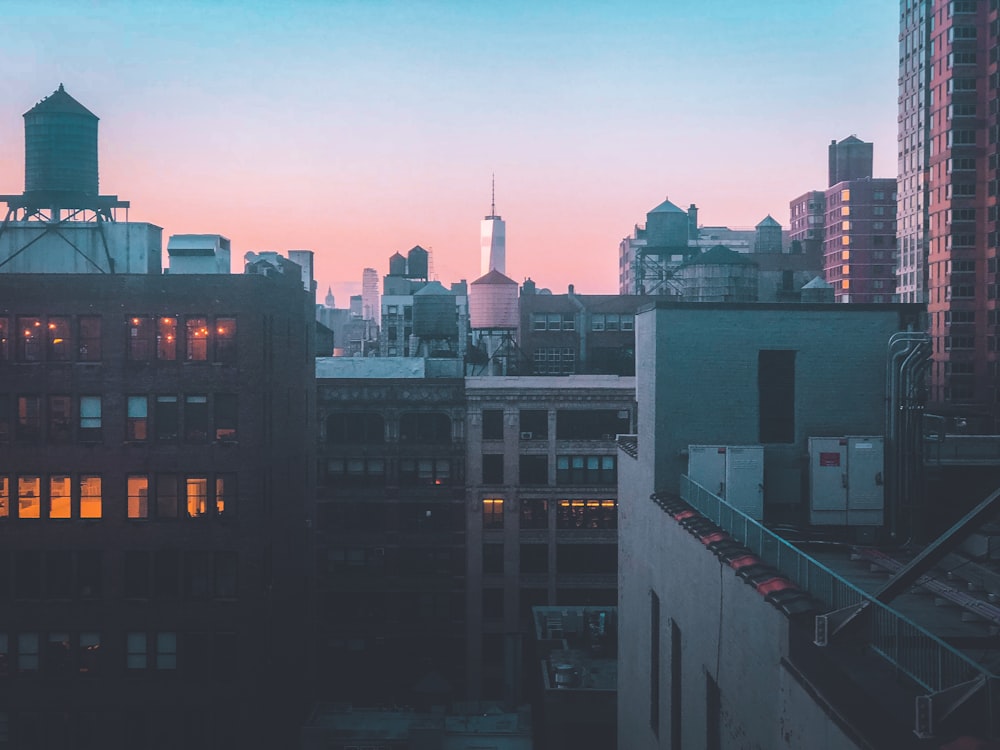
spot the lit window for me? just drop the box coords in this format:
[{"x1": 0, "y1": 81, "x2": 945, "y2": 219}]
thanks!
[
  {"x1": 49, "y1": 476, "x2": 71, "y2": 519},
  {"x1": 157, "y1": 317, "x2": 177, "y2": 360},
  {"x1": 128, "y1": 476, "x2": 149, "y2": 519},
  {"x1": 79, "y1": 476, "x2": 102, "y2": 519},
  {"x1": 843, "y1": 265, "x2": 850, "y2": 276},
  {"x1": 842, "y1": 221, "x2": 851, "y2": 231},
  {"x1": 215, "y1": 318, "x2": 237, "y2": 363},
  {"x1": 842, "y1": 279, "x2": 850, "y2": 289},
  {"x1": 185, "y1": 317, "x2": 209, "y2": 361},
  {"x1": 0, "y1": 476, "x2": 8, "y2": 518},
  {"x1": 841, "y1": 236, "x2": 850, "y2": 246},
  {"x1": 186, "y1": 477, "x2": 208, "y2": 517},
  {"x1": 841, "y1": 250, "x2": 850, "y2": 261},
  {"x1": 126, "y1": 632, "x2": 147, "y2": 670},
  {"x1": 482, "y1": 498, "x2": 504, "y2": 529},
  {"x1": 841, "y1": 206, "x2": 850, "y2": 217},
  {"x1": 841, "y1": 189, "x2": 850, "y2": 202},
  {"x1": 47, "y1": 317, "x2": 71, "y2": 361},
  {"x1": 127, "y1": 396, "x2": 148, "y2": 440},
  {"x1": 18, "y1": 476, "x2": 40, "y2": 519},
  {"x1": 17, "y1": 317, "x2": 41, "y2": 361},
  {"x1": 79, "y1": 396, "x2": 102, "y2": 441},
  {"x1": 215, "y1": 474, "x2": 235, "y2": 517},
  {"x1": 127, "y1": 317, "x2": 154, "y2": 361}
]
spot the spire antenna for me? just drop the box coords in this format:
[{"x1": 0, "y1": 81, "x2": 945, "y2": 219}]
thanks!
[{"x1": 491, "y1": 173, "x2": 496, "y2": 216}]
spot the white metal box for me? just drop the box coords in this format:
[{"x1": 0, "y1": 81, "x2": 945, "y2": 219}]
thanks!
[
  {"x1": 808, "y1": 436, "x2": 884, "y2": 526},
  {"x1": 688, "y1": 445, "x2": 764, "y2": 521}
]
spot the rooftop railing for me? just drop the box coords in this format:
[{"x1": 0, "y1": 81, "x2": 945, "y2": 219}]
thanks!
[{"x1": 678, "y1": 474, "x2": 998, "y2": 699}]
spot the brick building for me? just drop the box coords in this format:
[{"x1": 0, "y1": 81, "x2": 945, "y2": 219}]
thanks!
[{"x1": 0, "y1": 268, "x2": 315, "y2": 748}]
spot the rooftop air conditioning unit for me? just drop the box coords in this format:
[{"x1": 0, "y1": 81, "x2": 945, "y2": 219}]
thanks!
[{"x1": 520, "y1": 431, "x2": 533, "y2": 440}]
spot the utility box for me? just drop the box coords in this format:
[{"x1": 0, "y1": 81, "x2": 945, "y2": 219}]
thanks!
[
  {"x1": 688, "y1": 445, "x2": 764, "y2": 520},
  {"x1": 808, "y1": 436, "x2": 884, "y2": 526}
]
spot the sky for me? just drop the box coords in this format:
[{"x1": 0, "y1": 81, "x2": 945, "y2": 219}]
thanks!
[{"x1": 0, "y1": 0, "x2": 899, "y2": 302}]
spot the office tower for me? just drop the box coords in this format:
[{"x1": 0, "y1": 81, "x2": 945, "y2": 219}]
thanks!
[
  {"x1": 900, "y1": 0, "x2": 998, "y2": 414},
  {"x1": 480, "y1": 178, "x2": 506, "y2": 277},
  {"x1": 362, "y1": 267, "x2": 380, "y2": 327}
]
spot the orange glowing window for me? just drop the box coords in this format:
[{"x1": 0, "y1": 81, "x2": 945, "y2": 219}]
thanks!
[
  {"x1": 841, "y1": 250, "x2": 850, "y2": 261},
  {"x1": 842, "y1": 265, "x2": 851, "y2": 276},
  {"x1": 841, "y1": 236, "x2": 850, "y2": 246},
  {"x1": 0, "y1": 476, "x2": 7, "y2": 518},
  {"x1": 842, "y1": 279, "x2": 851, "y2": 289},
  {"x1": 18, "y1": 476, "x2": 40, "y2": 518},
  {"x1": 841, "y1": 189, "x2": 851, "y2": 202},
  {"x1": 157, "y1": 317, "x2": 177, "y2": 360},
  {"x1": 128, "y1": 475, "x2": 149, "y2": 519},
  {"x1": 79, "y1": 476, "x2": 102, "y2": 519},
  {"x1": 842, "y1": 221, "x2": 851, "y2": 231},
  {"x1": 483, "y1": 498, "x2": 504, "y2": 529},
  {"x1": 841, "y1": 206, "x2": 850, "y2": 217},
  {"x1": 185, "y1": 317, "x2": 209, "y2": 361},
  {"x1": 49, "y1": 476, "x2": 71, "y2": 519},
  {"x1": 186, "y1": 477, "x2": 209, "y2": 517}
]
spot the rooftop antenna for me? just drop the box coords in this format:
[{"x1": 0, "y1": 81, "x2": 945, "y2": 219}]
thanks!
[{"x1": 491, "y1": 173, "x2": 496, "y2": 216}]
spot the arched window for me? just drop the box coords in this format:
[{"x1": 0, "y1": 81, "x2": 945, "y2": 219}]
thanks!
[{"x1": 399, "y1": 412, "x2": 451, "y2": 443}]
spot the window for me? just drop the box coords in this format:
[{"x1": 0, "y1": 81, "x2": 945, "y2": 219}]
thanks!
[
  {"x1": 556, "y1": 409, "x2": 629, "y2": 439},
  {"x1": 156, "y1": 633, "x2": 177, "y2": 670},
  {"x1": 184, "y1": 552, "x2": 211, "y2": 599},
  {"x1": 325, "y1": 412, "x2": 383, "y2": 443},
  {"x1": 155, "y1": 396, "x2": 178, "y2": 441},
  {"x1": 79, "y1": 396, "x2": 102, "y2": 441},
  {"x1": 400, "y1": 412, "x2": 451, "y2": 443},
  {"x1": 154, "y1": 550, "x2": 179, "y2": 598},
  {"x1": 214, "y1": 394, "x2": 238, "y2": 440},
  {"x1": 78, "y1": 633, "x2": 100, "y2": 674},
  {"x1": 17, "y1": 633, "x2": 39, "y2": 672},
  {"x1": 79, "y1": 476, "x2": 102, "y2": 519},
  {"x1": 214, "y1": 551, "x2": 238, "y2": 598},
  {"x1": 759, "y1": 350, "x2": 795, "y2": 443},
  {"x1": 17, "y1": 395, "x2": 41, "y2": 440},
  {"x1": 186, "y1": 477, "x2": 209, "y2": 517},
  {"x1": 123, "y1": 551, "x2": 150, "y2": 598},
  {"x1": 519, "y1": 409, "x2": 548, "y2": 439},
  {"x1": 184, "y1": 395, "x2": 209, "y2": 442},
  {"x1": 185, "y1": 317, "x2": 209, "y2": 361},
  {"x1": 157, "y1": 317, "x2": 177, "y2": 360},
  {"x1": 46, "y1": 317, "x2": 71, "y2": 361},
  {"x1": 128, "y1": 476, "x2": 149, "y2": 519},
  {"x1": 556, "y1": 455, "x2": 617, "y2": 485},
  {"x1": 520, "y1": 499, "x2": 548, "y2": 529},
  {"x1": 482, "y1": 409, "x2": 503, "y2": 440},
  {"x1": 399, "y1": 458, "x2": 450, "y2": 486},
  {"x1": 215, "y1": 474, "x2": 235, "y2": 517},
  {"x1": 77, "y1": 551, "x2": 102, "y2": 598},
  {"x1": 0, "y1": 477, "x2": 8, "y2": 518},
  {"x1": 0, "y1": 395, "x2": 8, "y2": 441},
  {"x1": 48, "y1": 395, "x2": 71, "y2": 442},
  {"x1": 77, "y1": 316, "x2": 101, "y2": 361},
  {"x1": 482, "y1": 454, "x2": 504, "y2": 484},
  {"x1": 127, "y1": 396, "x2": 148, "y2": 440},
  {"x1": 841, "y1": 189, "x2": 850, "y2": 202},
  {"x1": 126, "y1": 632, "x2": 147, "y2": 670},
  {"x1": 519, "y1": 455, "x2": 548, "y2": 485},
  {"x1": 483, "y1": 544, "x2": 504, "y2": 575},
  {"x1": 670, "y1": 619, "x2": 682, "y2": 750},
  {"x1": 520, "y1": 544, "x2": 548, "y2": 573},
  {"x1": 49, "y1": 476, "x2": 71, "y2": 519},
  {"x1": 18, "y1": 476, "x2": 40, "y2": 519},
  {"x1": 156, "y1": 474, "x2": 178, "y2": 518},
  {"x1": 128, "y1": 317, "x2": 154, "y2": 361},
  {"x1": 482, "y1": 498, "x2": 504, "y2": 529},
  {"x1": 17, "y1": 317, "x2": 42, "y2": 361},
  {"x1": 214, "y1": 317, "x2": 237, "y2": 363},
  {"x1": 326, "y1": 457, "x2": 386, "y2": 486},
  {"x1": 46, "y1": 551, "x2": 72, "y2": 598},
  {"x1": 0, "y1": 317, "x2": 8, "y2": 361},
  {"x1": 556, "y1": 499, "x2": 617, "y2": 529}
]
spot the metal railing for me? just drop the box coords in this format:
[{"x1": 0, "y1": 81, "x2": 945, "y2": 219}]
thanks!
[{"x1": 678, "y1": 474, "x2": 998, "y2": 695}]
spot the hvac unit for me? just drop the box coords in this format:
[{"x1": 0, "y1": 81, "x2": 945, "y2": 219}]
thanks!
[
  {"x1": 520, "y1": 431, "x2": 533, "y2": 440},
  {"x1": 808, "y1": 436, "x2": 884, "y2": 526},
  {"x1": 687, "y1": 445, "x2": 764, "y2": 520}
]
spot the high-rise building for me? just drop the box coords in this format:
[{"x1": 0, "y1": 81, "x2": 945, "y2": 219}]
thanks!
[
  {"x1": 828, "y1": 135, "x2": 874, "y2": 186},
  {"x1": 899, "y1": 0, "x2": 998, "y2": 415},
  {"x1": 480, "y1": 178, "x2": 506, "y2": 277},
  {"x1": 362, "y1": 267, "x2": 380, "y2": 327}
]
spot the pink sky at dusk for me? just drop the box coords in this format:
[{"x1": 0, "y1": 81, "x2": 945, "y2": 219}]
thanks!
[{"x1": 0, "y1": 1, "x2": 899, "y2": 303}]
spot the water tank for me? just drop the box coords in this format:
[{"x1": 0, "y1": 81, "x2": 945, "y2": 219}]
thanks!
[
  {"x1": 754, "y1": 215, "x2": 782, "y2": 253},
  {"x1": 469, "y1": 270, "x2": 519, "y2": 329},
  {"x1": 678, "y1": 245, "x2": 758, "y2": 302},
  {"x1": 412, "y1": 281, "x2": 456, "y2": 338},
  {"x1": 407, "y1": 245, "x2": 428, "y2": 279},
  {"x1": 24, "y1": 84, "x2": 99, "y2": 196},
  {"x1": 645, "y1": 198, "x2": 689, "y2": 248},
  {"x1": 388, "y1": 252, "x2": 407, "y2": 276}
]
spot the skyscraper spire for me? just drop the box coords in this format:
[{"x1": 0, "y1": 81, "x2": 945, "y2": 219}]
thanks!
[
  {"x1": 491, "y1": 173, "x2": 495, "y2": 217},
  {"x1": 480, "y1": 174, "x2": 506, "y2": 276}
]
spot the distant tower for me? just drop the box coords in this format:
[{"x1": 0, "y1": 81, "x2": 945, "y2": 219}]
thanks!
[
  {"x1": 325, "y1": 286, "x2": 335, "y2": 309},
  {"x1": 828, "y1": 136, "x2": 873, "y2": 187},
  {"x1": 361, "y1": 268, "x2": 380, "y2": 326},
  {"x1": 480, "y1": 175, "x2": 506, "y2": 276}
]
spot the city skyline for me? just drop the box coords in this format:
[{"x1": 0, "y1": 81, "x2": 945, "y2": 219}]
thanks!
[{"x1": 1, "y1": 0, "x2": 898, "y2": 299}]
